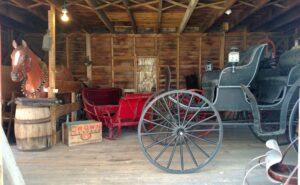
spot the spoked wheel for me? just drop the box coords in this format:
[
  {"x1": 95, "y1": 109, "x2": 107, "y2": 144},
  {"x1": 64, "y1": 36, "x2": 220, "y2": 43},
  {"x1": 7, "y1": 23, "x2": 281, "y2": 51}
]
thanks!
[
  {"x1": 289, "y1": 99, "x2": 299, "y2": 151},
  {"x1": 138, "y1": 90, "x2": 223, "y2": 174}
]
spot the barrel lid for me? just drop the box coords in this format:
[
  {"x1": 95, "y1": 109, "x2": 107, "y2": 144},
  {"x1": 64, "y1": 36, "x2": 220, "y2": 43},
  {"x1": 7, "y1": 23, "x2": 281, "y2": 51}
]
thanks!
[{"x1": 15, "y1": 97, "x2": 59, "y2": 106}]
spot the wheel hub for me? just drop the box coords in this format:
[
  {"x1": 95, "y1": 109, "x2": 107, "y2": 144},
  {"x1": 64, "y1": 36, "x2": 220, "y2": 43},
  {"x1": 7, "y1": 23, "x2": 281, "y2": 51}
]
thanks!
[{"x1": 175, "y1": 127, "x2": 186, "y2": 137}]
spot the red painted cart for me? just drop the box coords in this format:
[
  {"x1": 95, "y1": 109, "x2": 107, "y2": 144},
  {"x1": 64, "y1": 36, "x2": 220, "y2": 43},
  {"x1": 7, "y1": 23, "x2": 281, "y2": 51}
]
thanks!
[{"x1": 82, "y1": 88, "x2": 151, "y2": 139}]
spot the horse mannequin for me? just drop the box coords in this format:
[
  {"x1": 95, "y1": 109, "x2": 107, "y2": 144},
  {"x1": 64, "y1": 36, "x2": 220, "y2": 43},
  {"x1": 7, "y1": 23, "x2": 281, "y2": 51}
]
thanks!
[{"x1": 10, "y1": 40, "x2": 73, "y2": 98}]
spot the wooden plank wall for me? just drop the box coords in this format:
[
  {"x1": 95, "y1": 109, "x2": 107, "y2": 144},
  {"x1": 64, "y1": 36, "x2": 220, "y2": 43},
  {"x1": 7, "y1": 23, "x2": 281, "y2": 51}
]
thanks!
[
  {"x1": 68, "y1": 33, "x2": 86, "y2": 82},
  {"x1": 22, "y1": 32, "x2": 288, "y2": 91},
  {"x1": 91, "y1": 35, "x2": 112, "y2": 87}
]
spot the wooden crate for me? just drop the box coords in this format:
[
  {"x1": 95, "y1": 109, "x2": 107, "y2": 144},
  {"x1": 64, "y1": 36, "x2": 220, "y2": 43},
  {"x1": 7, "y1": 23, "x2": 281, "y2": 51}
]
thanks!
[{"x1": 62, "y1": 120, "x2": 102, "y2": 146}]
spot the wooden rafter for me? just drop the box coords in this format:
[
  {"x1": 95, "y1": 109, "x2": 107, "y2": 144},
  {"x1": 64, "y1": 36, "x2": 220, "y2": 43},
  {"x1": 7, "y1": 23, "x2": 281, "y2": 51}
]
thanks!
[
  {"x1": 0, "y1": 4, "x2": 44, "y2": 31},
  {"x1": 164, "y1": 0, "x2": 187, "y2": 8},
  {"x1": 196, "y1": 1, "x2": 225, "y2": 10},
  {"x1": 10, "y1": 0, "x2": 47, "y2": 21},
  {"x1": 238, "y1": 1, "x2": 257, "y2": 8},
  {"x1": 178, "y1": 0, "x2": 198, "y2": 33},
  {"x1": 229, "y1": 0, "x2": 270, "y2": 31},
  {"x1": 251, "y1": 0, "x2": 300, "y2": 31},
  {"x1": 85, "y1": 0, "x2": 115, "y2": 33},
  {"x1": 130, "y1": 0, "x2": 158, "y2": 11},
  {"x1": 202, "y1": 0, "x2": 237, "y2": 32},
  {"x1": 264, "y1": 6, "x2": 300, "y2": 31},
  {"x1": 157, "y1": 0, "x2": 162, "y2": 33},
  {"x1": 122, "y1": 0, "x2": 137, "y2": 33},
  {"x1": 95, "y1": 0, "x2": 125, "y2": 10}
]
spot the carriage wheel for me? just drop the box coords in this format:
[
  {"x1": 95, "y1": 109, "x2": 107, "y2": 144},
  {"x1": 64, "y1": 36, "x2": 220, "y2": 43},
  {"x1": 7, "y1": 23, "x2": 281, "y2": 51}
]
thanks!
[
  {"x1": 289, "y1": 99, "x2": 299, "y2": 151},
  {"x1": 138, "y1": 90, "x2": 223, "y2": 174}
]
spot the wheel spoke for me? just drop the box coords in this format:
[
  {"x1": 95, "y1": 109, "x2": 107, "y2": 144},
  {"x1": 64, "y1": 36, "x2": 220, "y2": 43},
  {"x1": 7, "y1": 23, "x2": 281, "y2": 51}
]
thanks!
[
  {"x1": 185, "y1": 114, "x2": 216, "y2": 129},
  {"x1": 176, "y1": 93, "x2": 181, "y2": 126},
  {"x1": 150, "y1": 106, "x2": 177, "y2": 128},
  {"x1": 185, "y1": 135, "x2": 210, "y2": 158},
  {"x1": 166, "y1": 137, "x2": 178, "y2": 169},
  {"x1": 162, "y1": 96, "x2": 177, "y2": 123},
  {"x1": 154, "y1": 137, "x2": 177, "y2": 161},
  {"x1": 183, "y1": 136, "x2": 198, "y2": 167},
  {"x1": 186, "y1": 128, "x2": 219, "y2": 133},
  {"x1": 179, "y1": 137, "x2": 184, "y2": 171},
  {"x1": 141, "y1": 131, "x2": 174, "y2": 136},
  {"x1": 184, "y1": 103, "x2": 208, "y2": 126},
  {"x1": 186, "y1": 133, "x2": 217, "y2": 145},
  {"x1": 182, "y1": 94, "x2": 194, "y2": 125},
  {"x1": 145, "y1": 134, "x2": 175, "y2": 149},
  {"x1": 143, "y1": 119, "x2": 173, "y2": 130}
]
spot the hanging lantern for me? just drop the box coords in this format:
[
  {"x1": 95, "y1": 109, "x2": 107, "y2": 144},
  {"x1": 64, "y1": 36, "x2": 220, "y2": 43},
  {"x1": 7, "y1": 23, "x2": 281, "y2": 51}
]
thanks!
[
  {"x1": 42, "y1": 30, "x2": 51, "y2": 51},
  {"x1": 228, "y1": 47, "x2": 240, "y2": 73},
  {"x1": 205, "y1": 61, "x2": 213, "y2": 72},
  {"x1": 61, "y1": 7, "x2": 70, "y2": 22}
]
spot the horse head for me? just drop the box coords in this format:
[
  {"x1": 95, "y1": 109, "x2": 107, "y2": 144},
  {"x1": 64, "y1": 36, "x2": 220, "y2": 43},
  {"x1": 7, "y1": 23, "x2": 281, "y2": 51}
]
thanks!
[{"x1": 10, "y1": 40, "x2": 32, "y2": 82}]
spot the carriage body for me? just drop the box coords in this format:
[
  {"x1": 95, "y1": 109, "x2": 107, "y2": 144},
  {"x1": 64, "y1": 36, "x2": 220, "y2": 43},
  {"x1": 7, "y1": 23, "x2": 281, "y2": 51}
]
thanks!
[{"x1": 137, "y1": 43, "x2": 299, "y2": 174}]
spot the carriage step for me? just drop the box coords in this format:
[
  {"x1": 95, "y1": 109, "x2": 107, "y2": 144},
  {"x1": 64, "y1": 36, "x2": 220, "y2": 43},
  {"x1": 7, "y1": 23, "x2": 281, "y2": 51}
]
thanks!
[{"x1": 255, "y1": 129, "x2": 286, "y2": 137}]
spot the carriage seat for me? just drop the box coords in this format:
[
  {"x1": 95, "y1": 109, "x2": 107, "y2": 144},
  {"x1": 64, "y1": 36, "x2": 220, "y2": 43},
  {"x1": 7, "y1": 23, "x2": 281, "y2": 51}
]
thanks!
[
  {"x1": 254, "y1": 47, "x2": 300, "y2": 104},
  {"x1": 202, "y1": 45, "x2": 266, "y2": 102}
]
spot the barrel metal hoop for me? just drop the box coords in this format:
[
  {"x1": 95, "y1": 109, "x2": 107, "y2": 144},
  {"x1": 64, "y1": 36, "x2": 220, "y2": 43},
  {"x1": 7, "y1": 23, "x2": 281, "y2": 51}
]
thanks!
[{"x1": 15, "y1": 117, "x2": 51, "y2": 124}]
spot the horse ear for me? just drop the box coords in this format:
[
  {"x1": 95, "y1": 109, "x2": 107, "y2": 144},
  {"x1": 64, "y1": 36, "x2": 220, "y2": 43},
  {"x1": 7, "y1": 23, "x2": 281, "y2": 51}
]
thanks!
[
  {"x1": 12, "y1": 40, "x2": 18, "y2": 49},
  {"x1": 22, "y1": 40, "x2": 27, "y2": 48}
]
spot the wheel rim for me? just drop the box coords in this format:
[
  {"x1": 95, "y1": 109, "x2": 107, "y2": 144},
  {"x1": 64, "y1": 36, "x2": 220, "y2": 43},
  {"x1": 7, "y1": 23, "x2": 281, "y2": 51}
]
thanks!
[
  {"x1": 289, "y1": 99, "x2": 299, "y2": 151},
  {"x1": 138, "y1": 90, "x2": 223, "y2": 174}
]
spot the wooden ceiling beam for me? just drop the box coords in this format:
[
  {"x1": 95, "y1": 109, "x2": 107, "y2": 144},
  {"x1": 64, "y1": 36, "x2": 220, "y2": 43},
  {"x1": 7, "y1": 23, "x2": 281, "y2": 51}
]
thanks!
[
  {"x1": 251, "y1": 0, "x2": 300, "y2": 31},
  {"x1": 129, "y1": 0, "x2": 158, "y2": 11},
  {"x1": 229, "y1": 0, "x2": 269, "y2": 31},
  {"x1": 0, "y1": 5, "x2": 44, "y2": 32},
  {"x1": 264, "y1": 6, "x2": 300, "y2": 31},
  {"x1": 196, "y1": 1, "x2": 225, "y2": 10},
  {"x1": 122, "y1": 0, "x2": 137, "y2": 33},
  {"x1": 96, "y1": 0, "x2": 125, "y2": 10},
  {"x1": 157, "y1": 0, "x2": 162, "y2": 33},
  {"x1": 164, "y1": 0, "x2": 187, "y2": 8},
  {"x1": 202, "y1": 0, "x2": 237, "y2": 32},
  {"x1": 85, "y1": 0, "x2": 115, "y2": 33},
  {"x1": 238, "y1": 1, "x2": 257, "y2": 8},
  {"x1": 10, "y1": 0, "x2": 47, "y2": 21},
  {"x1": 178, "y1": 0, "x2": 198, "y2": 33}
]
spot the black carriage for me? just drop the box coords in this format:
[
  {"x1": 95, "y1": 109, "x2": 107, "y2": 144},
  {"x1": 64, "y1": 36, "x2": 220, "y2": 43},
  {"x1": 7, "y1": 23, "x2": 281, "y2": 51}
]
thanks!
[{"x1": 137, "y1": 44, "x2": 299, "y2": 174}]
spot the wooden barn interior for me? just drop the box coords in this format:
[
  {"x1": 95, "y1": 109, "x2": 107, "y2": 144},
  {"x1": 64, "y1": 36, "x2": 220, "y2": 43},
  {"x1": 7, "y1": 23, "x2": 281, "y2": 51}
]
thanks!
[{"x1": 0, "y1": 0, "x2": 299, "y2": 184}]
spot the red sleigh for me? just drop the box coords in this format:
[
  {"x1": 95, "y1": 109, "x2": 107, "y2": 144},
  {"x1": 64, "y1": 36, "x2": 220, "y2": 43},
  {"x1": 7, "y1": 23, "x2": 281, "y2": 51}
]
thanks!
[{"x1": 82, "y1": 88, "x2": 151, "y2": 139}]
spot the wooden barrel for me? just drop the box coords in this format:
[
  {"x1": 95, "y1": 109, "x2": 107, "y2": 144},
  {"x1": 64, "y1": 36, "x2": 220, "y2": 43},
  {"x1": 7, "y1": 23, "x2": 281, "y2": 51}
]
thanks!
[{"x1": 14, "y1": 104, "x2": 52, "y2": 151}]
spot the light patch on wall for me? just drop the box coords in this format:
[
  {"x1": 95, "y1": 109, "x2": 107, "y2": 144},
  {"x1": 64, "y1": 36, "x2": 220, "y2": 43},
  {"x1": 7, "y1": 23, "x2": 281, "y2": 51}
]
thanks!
[{"x1": 137, "y1": 57, "x2": 157, "y2": 92}]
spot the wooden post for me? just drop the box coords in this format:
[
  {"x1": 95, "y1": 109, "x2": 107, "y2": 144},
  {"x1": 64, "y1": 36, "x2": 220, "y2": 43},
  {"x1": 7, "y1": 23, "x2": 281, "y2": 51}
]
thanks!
[
  {"x1": 133, "y1": 36, "x2": 137, "y2": 91},
  {"x1": 155, "y1": 35, "x2": 160, "y2": 90},
  {"x1": 219, "y1": 32, "x2": 225, "y2": 69},
  {"x1": 71, "y1": 92, "x2": 76, "y2": 122},
  {"x1": 86, "y1": 33, "x2": 92, "y2": 83},
  {"x1": 48, "y1": 5, "x2": 57, "y2": 145},
  {"x1": 111, "y1": 36, "x2": 114, "y2": 87},
  {"x1": 176, "y1": 35, "x2": 180, "y2": 88},
  {"x1": 66, "y1": 35, "x2": 70, "y2": 69},
  {"x1": 198, "y1": 36, "x2": 202, "y2": 85},
  {"x1": 0, "y1": 23, "x2": 3, "y2": 185}
]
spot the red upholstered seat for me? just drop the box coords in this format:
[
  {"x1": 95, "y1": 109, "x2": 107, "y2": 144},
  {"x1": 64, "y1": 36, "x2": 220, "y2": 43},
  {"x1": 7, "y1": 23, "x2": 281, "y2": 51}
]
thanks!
[{"x1": 82, "y1": 88, "x2": 151, "y2": 139}]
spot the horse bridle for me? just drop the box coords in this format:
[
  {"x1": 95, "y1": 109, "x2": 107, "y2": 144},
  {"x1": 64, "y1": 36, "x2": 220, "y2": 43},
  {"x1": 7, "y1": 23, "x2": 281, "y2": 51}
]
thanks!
[{"x1": 20, "y1": 49, "x2": 48, "y2": 97}]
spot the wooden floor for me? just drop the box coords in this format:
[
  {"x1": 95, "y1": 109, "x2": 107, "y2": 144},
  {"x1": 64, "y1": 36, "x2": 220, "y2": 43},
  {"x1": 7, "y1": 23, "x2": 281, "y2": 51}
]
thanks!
[{"x1": 12, "y1": 127, "x2": 297, "y2": 185}]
